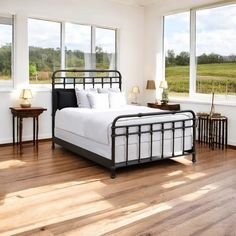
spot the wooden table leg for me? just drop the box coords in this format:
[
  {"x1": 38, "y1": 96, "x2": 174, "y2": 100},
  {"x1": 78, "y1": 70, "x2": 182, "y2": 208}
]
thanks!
[
  {"x1": 33, "y1": 117, "x2": 35, "y2": 146},
  {"x1": 17, "y1": 117, "x2": 19, "y2": 145},
  {"x1": 12, "y1": 115, "x2": 15, "y2": 145},
  {"x1": 36, "y1": 116, "x2": 39, "y2": 150},
  {"x1": 19, "y1": 118, "x2": 23, "y2": 153}
]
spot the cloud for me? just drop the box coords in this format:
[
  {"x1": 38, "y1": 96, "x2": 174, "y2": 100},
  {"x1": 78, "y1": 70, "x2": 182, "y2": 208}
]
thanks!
[
  {"x1": 165, "y1": 3, "x2": 236, "y2": 56},
  {"x1": 28, "y1": 19, "x2": 116, "y2": 53},
  {"x1": 28, "y1": 19, "x2": 60, "y2": 49},
  {"x1": 96, "y1": 28, "x2": 116, "y2": 53},
  {"x1": 0, "y1": 24, "x2": 12, "y2": 47},
  {"x1": 65, "y1": 23, "x2": 91, "y2": 53}
]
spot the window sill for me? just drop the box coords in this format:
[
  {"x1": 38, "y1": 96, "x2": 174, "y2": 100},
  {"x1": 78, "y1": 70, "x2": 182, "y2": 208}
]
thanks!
[{"x1": 169, "y1": 96, "x2": 236, "y2": 107}]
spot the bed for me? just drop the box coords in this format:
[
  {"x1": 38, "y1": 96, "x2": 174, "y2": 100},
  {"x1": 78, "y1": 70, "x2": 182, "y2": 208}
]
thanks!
[{"x1": 52, "y1": 70, "x2": 196, "y2": 178}]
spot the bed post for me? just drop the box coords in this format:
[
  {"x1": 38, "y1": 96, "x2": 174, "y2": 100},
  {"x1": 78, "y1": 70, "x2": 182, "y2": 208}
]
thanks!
[
  {"x1": 51, "y1": 72, "x2": 56, "y2": 150},
  {"x1": 111, "y1": 125, "x2": 116, "y2": 179}
]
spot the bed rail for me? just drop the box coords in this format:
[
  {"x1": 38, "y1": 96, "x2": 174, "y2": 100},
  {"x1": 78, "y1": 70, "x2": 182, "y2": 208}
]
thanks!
[{"x1": 110, "y1": 110, "x2": 196, "y2": 178}]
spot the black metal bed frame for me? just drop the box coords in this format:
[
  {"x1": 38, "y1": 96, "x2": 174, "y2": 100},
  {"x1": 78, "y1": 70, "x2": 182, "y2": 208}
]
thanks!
[{"x1": 52, "y1": 69, "x2": 196, "y2": 178}]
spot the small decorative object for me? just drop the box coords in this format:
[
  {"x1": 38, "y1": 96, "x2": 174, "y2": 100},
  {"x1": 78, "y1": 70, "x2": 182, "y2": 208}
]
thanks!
[
  {"x1": 146, "y1": 80, "x2": 156, "y2": 103},
  {"x1": 209, "y1": 92, "x2": 221, "y2": 118},
  {"x1": 159, "y1": 80, "x2": 168, "y2": 105},
  {"x1": 20, "y1": 89, "x2": 33, "y2": 108},
  {"x1": 131, "y1": 86, "x2": 140, "y2": 104}
]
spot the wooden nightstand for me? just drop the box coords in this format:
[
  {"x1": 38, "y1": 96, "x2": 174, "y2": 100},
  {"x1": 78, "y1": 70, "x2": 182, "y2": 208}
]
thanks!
[
  {"x1": 147, "y1": 103, "x2": 180, "y2": 111},
  {"x1": 10, "y1": 107, "x2": 47, "y2": 153}
]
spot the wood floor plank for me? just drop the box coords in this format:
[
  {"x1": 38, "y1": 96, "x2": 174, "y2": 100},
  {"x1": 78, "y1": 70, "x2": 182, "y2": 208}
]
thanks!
[{"x1": 0, "y1": 142, "x2": 235, "y2": 236}]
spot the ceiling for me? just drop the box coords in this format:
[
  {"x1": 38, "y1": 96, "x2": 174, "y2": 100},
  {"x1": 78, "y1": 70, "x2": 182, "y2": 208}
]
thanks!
[{"x1": 109, "y1": 0, "x2": 162, "y2": 7}]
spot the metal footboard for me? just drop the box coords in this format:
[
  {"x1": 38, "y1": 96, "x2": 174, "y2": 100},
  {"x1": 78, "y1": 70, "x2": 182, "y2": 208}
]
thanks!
[{"x1": 110, "y1": 110, "x2": 196, "y2": 178}]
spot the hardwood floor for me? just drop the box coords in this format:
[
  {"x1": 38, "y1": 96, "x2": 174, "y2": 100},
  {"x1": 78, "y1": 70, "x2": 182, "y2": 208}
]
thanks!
[{"x1": 0, "y1": 142, "x2": 236, "y2": 236}]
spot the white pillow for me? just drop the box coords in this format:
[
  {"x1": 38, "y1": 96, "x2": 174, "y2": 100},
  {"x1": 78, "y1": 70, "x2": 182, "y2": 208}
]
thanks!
[
  {"x1": 87, "y1": 93, "x2": 109, "y2": 109},
  {"x1": 97, "y1": 87, "x2": 120, "y2": 93},
  {"x1": 75, "y1": 89, "x2": 97, "y2": 108},
  {"x1": 109, "y1": 92, "x2": 127, "y2": 108}
]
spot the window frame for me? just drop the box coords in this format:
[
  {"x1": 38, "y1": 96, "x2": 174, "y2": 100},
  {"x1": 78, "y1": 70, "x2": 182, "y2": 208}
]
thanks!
[
  {"x1": 0, "y1": 14, "x2": 15, "y2": 89},
  {"x1": 28, "y1": 17, "x2": 118, "y2": 87},
  {"x1": 162, "y1": 1, "x2": 236, "y2": 101}
]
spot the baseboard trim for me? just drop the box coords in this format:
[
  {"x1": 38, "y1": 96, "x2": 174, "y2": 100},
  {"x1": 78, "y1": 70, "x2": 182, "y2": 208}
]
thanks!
[
  {"x1": 1, "y1": 139, "x2": 235, "y2": 149},
  {"x1": 228, "y1": 145, "x2": 236, "y2": 150},
  {"x1": 0, "y1": 138, "x2": 52, "y2": 147}
]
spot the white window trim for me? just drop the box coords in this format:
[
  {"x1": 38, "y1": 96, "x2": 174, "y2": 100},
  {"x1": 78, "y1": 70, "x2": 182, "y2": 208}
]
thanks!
[
  {"x1": 28, "y1": 17, "x2": 118, "y2": 88},
  {"x1": 0, "y1": 14, "x2": 14, "y2": 89},
  {"x1": 162, "y1": 2, "x2": 236, "y2": 102}
]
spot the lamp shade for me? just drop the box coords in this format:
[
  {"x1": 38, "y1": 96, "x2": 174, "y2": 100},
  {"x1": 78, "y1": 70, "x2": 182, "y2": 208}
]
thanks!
[
  {"x1": 159, "y1": 81, "x2": 168, "y2": 89},
  {"x1": 131, "y1": 86, "x2": 140, "y2": 94},
  {"x1": 20, "y1": 89, "x2": 33, "y2": 99},
  {"x1": 146, "y1": 80, "x2": 156, "y2": 90}
]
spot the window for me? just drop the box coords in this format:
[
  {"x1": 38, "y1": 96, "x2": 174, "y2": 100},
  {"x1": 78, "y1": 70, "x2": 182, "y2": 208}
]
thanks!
[
  {"x1": 28, "y1": 19, "x2": 61, "y2": 84},
  {"x1": 196, "y1": 4, "x2": 236, "y2": 95},
  {"x1": 28, "y1": 18, "x2": 117, "y2": 85},
  {"x1": 65, "y1": 23, "x2": 91, "y2": 70},
  {"x1": 95, "y1": 27, "x2": 116, "y2": 70},
  {"x1": 0, "y1": 16, "x2": 13, "y2": 84},
  {"x1": 163, "y1": 3, "x2": 236, "y2": 97},
  {"x1": 164, "y1": 12, "x2": 190, "y2": 96}
]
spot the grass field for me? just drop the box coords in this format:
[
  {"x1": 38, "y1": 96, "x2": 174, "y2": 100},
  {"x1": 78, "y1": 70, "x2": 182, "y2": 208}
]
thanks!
[{"x1": 166, "y1": 63, "x2": 236, "y2": 96}]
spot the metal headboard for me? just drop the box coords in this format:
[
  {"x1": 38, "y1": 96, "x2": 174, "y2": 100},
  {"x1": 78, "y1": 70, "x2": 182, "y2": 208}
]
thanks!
[{"x1": 51, "y1": 69, "x2": 122, "y2": 138}]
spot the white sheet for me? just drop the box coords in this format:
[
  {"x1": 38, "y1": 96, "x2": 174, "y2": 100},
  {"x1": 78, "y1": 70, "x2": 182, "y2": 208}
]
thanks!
[
  {"x1": 55, "y1": 127, "x2": 192, "y2": 163},
  {"x1": 55, "y1": 105, "x2": 192, "y2": 146}
]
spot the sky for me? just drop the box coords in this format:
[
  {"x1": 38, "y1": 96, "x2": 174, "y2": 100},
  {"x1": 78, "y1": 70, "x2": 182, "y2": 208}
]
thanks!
[
  {"x1": 0, "y1": 25, "x2": 12, "y2": 47},
  {"x1": 27, "y1": 19, "x2": 116, "y2": 53},
  {"x1": 165, "y1": 3, "x2": 236, "y2": 56}
]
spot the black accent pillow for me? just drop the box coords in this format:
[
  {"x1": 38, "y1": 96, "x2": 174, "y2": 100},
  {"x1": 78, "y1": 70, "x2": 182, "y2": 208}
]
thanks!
[{"x1": 57, "y1": 90, "x2": 78, "y2": 110}]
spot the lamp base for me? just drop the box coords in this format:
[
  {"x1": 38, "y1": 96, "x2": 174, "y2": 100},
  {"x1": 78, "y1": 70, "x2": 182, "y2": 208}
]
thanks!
[
  {"x1": 161, "y1": 100, "x2": 168, "y2": 105},
  {"x1": 20, "y1": 103, "x2": 31, "y2": 108}
]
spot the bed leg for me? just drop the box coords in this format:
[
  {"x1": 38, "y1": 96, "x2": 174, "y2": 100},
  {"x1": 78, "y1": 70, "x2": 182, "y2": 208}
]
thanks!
[
  {"x1": 52, "y1": 141, "x2": 55, "y2": 150},
  {"x1": 192, "y1": 153, "x2": 196, "y2": 163},
  {"x1": 110, "y1": 167, "x2": 116, "y2": 179}
]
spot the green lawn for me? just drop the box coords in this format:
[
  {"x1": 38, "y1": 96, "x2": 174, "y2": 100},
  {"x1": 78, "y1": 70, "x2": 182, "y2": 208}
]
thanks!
[{"x1": 166, "y1": 63, "x2": 236, "y2": 96}]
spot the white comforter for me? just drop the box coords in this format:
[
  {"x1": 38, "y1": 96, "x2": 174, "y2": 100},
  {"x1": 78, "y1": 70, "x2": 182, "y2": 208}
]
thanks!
[{"x1": 55, "y1": 105, "x2": 192, "y2": 145}]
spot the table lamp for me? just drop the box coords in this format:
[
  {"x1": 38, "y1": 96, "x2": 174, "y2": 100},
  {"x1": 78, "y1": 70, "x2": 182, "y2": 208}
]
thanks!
[
  {"x1": 159, "y1": 81, "x2": 168, "y2": 105},
  {"x1": 131, "y1": 86, "x2": 140, "y2": 104},
  {"x1": 146, "y1": 80, "x2": 156, "y2": 90},
  {"x1": 20, "y1": 89, "x2": 33, "y2": 108}
]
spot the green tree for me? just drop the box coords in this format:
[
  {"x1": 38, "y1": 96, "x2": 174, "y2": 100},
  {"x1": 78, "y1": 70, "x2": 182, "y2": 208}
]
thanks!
[
  {"x1": 29, "y1": 64, "x2": 37, "y2": 77},
  {"x1": 175, "y1": 51, "x2": 190, "y2": 66},
  {"x1": 166, "y1": 49, "x2": 175, "y2": 66}
]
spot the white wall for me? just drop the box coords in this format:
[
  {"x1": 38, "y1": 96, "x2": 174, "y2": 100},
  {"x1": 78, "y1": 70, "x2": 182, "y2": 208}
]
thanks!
[
  {"x1": 143, "y1": 0, "x2": 236, "y2": 146},
  {"x1": 0, "y1": 0, "x2": 144, "y2": 144}
]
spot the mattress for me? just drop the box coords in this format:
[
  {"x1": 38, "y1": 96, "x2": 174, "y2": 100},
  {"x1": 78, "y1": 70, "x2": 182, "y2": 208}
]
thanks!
[{"x1": 55, "y1": 105, "x2": 193, "y2": 163}]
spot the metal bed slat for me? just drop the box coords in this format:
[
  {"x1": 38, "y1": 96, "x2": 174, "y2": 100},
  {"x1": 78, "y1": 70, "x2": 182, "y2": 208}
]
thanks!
[
  {"x1": 172, "y1": 122, "x2": 175, "y2": 157},
  {"x1": 138, "y1": 125, "x2": 141, "y2": 163},
  {"x1": 161, "y1": 123, "x2": 164, "y2": 159},
  {"x1": 92, "y1": 77, "x2": 95, "y2": 88},
  {"x1": 83, "y1": 77, "x2": 85, "y2": 89},
  {"x1": 219, "y1": 119, "x2": 222, "y2": 149},
  {"x1": 126, "y1": 127, "x2": 129, "y2": 164},
  {"x1": 150, "y1": 124, "x2": 153, "y2": 161},
  {"x1": 222, "y1": 120, "x2": 225, "y2": 149},
  {"x1": 63, "y1": 78, "x2": 66, "y2": 89},
  {"x1": 182, "y1": 121, "x2": 185, "y2": 155}
]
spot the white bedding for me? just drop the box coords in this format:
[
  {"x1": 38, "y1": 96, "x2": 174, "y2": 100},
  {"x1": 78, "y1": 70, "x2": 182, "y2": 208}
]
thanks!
[
  {"x1": 55, "y1": 127, "x2": 192, "y2": 163},
  {"x1": 55, "y1": 105, "x2": 192, "y2": 146}
]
